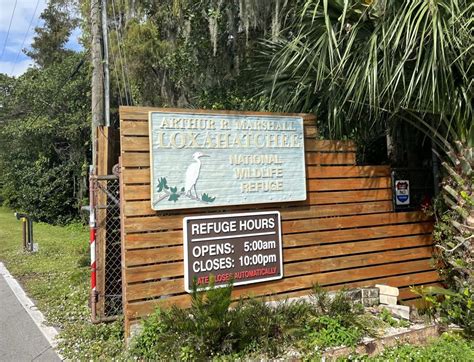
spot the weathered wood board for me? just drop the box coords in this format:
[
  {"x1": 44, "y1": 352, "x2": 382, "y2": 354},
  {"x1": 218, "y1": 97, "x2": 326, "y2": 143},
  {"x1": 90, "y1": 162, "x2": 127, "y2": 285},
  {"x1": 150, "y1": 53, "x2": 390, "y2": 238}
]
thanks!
[{"x1": 119, "y1": 106, "x2": 438, "y2": 336}]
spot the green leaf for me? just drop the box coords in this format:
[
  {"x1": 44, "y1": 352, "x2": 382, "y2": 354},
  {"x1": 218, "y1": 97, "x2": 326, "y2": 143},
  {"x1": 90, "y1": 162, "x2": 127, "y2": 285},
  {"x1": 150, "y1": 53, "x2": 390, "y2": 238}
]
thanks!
[
  {"x1": 201, "y1": 193, "x2": 216, "y2": 203},
  {"x1": 157, "y1": 177, "x2": 168, "y2": 192},
  {"x1": 168, "y1": 193, "x2": 180, "y2": 202}
]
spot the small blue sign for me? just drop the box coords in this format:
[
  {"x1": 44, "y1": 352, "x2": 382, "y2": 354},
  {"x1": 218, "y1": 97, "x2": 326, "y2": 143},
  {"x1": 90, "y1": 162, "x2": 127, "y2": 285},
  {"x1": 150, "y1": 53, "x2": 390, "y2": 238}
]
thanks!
[
  {"x1": 397, "y1": 195, "x2": 409, "y2": 203},
  {"x1": 394, "y1": 180, "x2": 410, "y2": 206}
]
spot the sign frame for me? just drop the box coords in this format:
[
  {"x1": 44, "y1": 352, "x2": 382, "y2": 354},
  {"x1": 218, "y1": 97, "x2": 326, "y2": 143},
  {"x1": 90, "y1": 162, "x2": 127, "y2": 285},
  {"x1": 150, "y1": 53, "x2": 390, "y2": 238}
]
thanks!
[
  {"x1": 148, "y1": 111, "x2": 307, "y2": 211},
  {"x1": 182, "y1": 211, "x2": 283, "y2": 293}
]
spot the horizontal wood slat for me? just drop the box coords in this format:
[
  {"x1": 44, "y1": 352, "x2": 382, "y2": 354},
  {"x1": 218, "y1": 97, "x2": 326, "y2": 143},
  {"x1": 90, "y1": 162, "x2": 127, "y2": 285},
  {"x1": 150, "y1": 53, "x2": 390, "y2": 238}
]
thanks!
[
  {"x1": 281, "y1": 212, "x2": 429, "y2": 234},
  {"x1": 123, "y1": 211, "x2": 428, "y2": 234},
  {"x1": 122, "y1": 186, "x2": 392, "y2": 207},
  {"x1": 125, "y1": 232, "x2": 432, "y2": 268},
  {"x1": 283, "y1": 222, "x2": 433, "y2": 247},
  {"x1": 126, "y1": 247, "x2": 433, "y2": 302},
  {"x1": 126, "y1": 246, "x2": 182, "y2": 266},
  {"x1": 308, "y1": 189, "x2": 391, "y2": 204},
  {"x1": 308, "y1": 166, "x2": 390, "y2": 178},
  {"x1": 283, "y1": 235, "x2": 433, "y2": 262},
  {"x1": 123, "y1": 199, "x2": 393, "y2": 218},
  {"x1": 284, "y1": 247, "x2": 432, "y2": 277},
  {"x1": 120, "y1": 106, "x2": 317, "y2": 123},
  {"x1": 313, "y1": 140, "x2": 356, "y2": 152},
  {"x1": 121, "y1": 174, "x2": 383, "y2": 200},
  {"x1": 269, "y1": 271, "x2": 441, "y2": 305},
  {"x1": 123, "y1": 221, "x2": 433, "y2": 250},
  {"x1": 308, "y1": 177, "x2": 390, "y2": 191},
  {"x1": 125, "y1": 261, "x2": 438, "y2": 319},
  {"x1": 126, "y1": 269, "x2": 442, "y2": 321},
  {"x1": 240, "y1": 259, "x2": 435, "y2": 300},
  {"x1": 125, "y1": 235, "x2": 433, "y2": 281}
]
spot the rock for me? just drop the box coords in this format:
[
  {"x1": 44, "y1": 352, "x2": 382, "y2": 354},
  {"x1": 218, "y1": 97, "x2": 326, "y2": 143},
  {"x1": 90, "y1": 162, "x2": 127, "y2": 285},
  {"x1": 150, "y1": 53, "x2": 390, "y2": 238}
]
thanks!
[
  {"x1": 375, "y1": 284, "x2": 400, "y2": 297},
  {"x1": 384, "y1": 304, "x2": 411, "y2": 320},
  {"x1": 362, "y1": 288, "x2": 379, "y2": 299},
  {"x1": 364, "y1": 297, "x2": 380, "y2": 307},
  {"x1": 345, "y1": 287, "x2": 379, "y2": 307},
  {"x1": 379, "y1": 294, "x2": 398, "y2": 305}
]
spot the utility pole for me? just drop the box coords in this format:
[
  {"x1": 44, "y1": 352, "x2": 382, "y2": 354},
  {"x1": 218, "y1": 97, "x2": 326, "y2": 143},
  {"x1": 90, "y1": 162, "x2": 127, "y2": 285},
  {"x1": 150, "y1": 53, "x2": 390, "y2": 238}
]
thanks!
[
  {"x1": 90, "y1": 0, "x2": 114, "y2": 322},
  {"x1": 101, "y1": 0, "x2": 110, "y2": 127},
  {"x1": 91, "y1": 0, "x2": 105, "y2": 170}
]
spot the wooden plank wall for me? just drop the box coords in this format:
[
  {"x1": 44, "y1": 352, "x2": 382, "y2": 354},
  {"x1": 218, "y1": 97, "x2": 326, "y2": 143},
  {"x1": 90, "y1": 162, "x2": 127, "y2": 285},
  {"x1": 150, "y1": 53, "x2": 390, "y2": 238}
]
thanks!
[{"x1": 119, "y1": 106, "x2": 440, "y2": 336}]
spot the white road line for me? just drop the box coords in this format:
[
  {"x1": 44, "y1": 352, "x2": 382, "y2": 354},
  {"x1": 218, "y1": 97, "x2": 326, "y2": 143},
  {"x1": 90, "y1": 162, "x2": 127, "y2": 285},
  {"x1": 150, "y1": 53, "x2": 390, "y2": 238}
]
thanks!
[{"x1": 0, "y1": 262, "x2": 63, "y2": 360}]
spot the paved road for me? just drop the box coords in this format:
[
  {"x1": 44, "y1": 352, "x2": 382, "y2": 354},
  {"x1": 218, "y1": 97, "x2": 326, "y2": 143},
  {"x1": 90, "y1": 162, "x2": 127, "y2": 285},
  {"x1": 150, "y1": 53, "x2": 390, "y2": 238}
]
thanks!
[{"x1": 0, "y1": 274, "x2": 61, "y2": 361}]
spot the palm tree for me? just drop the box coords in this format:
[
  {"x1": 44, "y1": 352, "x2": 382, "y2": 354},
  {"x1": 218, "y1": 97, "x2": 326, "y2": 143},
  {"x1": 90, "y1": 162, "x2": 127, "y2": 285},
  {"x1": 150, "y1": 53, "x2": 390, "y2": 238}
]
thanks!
[{"x1": 257, "y1": 0, "x2": 473, "y2": 286}]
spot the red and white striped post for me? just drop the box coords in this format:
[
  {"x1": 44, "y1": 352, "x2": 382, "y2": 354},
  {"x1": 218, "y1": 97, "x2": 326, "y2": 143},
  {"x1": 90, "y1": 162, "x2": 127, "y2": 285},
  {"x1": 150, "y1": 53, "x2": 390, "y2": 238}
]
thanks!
[{"x1": 89, "y1": 165, "x2": 97, "y2": 321}]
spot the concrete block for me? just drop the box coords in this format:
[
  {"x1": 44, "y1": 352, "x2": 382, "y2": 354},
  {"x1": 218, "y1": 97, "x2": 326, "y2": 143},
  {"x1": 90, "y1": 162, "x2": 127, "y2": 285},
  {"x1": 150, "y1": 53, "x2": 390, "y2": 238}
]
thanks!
[
  {"x1": 385, "y1": 304, "x2": 411, "y2": 320},
  {"x1": 380, "y1": 294, "x2": 398, "y2": 305},
  {"x1": 375, "y1": 284, "x2": 399, "y2": 297},
  {"x1": 363, "y1": 297, "x2": 380, "y2": 307},
  {"x1": 362, "y1": 287, "x2": 379, "y2": 299},
  {"x1": 345, "y1": 289, "x2": 362, "y2": 301}
]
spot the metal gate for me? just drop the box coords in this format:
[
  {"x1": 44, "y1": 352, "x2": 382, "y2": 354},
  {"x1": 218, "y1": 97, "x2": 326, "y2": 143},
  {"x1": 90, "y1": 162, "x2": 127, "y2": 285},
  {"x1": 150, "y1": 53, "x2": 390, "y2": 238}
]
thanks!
[{"x1": 90, "y1": 174, "x2": 122, "y2": 320}]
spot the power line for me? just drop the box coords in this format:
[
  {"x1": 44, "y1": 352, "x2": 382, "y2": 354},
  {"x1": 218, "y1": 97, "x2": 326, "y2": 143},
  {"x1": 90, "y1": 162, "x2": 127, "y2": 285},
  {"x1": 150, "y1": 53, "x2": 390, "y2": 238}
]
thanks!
[
  {"x1": 108, "y1": 28, "x2": 124, "y2": 105},
  {"x1": 111, "y1": 0, "x2": 133, "y2": 105},
  {"x1": 0, "y1": 0, "x2": 19, "y2": 62},
  {"x1": 11, "y1": 0, "x2": 41, "y2": 75},
  {"x1": 110, "y1": 0, "x2": 130, "y2": 105}
]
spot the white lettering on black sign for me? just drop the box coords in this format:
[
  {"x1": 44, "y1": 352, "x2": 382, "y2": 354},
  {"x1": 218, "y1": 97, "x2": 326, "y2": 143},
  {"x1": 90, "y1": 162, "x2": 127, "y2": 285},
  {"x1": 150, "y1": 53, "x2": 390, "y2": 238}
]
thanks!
[{"x1": 183, "y1": 211, "x2": 283, "y2": 292}]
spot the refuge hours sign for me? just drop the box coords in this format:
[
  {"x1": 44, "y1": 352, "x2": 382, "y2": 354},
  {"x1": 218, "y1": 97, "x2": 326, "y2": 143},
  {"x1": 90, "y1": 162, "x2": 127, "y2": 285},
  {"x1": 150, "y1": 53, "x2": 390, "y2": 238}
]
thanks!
[
  {"x1": 183, "y1": 211, "x2": 283, "y2": 291},
  {"x1": 149, "y1": 111, "x2": 306, "y2": 210}
]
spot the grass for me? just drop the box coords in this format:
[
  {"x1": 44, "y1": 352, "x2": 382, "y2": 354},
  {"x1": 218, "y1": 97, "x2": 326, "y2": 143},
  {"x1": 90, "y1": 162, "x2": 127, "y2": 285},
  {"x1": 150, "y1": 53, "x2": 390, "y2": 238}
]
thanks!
[
  {"x1": 346, "y1": 332, "x2": 474, "y2": 361},
  {"x1": 0, "y1": 206, "x2": 124, "y2": 359}
]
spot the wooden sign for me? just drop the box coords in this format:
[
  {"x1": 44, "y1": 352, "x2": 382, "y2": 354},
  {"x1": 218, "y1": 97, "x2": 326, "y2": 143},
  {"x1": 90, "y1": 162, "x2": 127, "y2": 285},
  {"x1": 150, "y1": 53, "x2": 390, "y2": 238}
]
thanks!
[
  {"x1": 183, "y1": 211, "x2": 283, "y2": 292},
  {"x1": 149, "y1": 111, "x2": 306, "y2": 210}
]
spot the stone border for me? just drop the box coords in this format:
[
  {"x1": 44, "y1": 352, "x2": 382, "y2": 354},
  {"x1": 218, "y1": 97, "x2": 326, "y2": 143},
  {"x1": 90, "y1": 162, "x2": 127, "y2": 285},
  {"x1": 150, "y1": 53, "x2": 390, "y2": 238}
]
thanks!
[{"x1": 322, "y1": 324, "x2": 440, "y2": 359}]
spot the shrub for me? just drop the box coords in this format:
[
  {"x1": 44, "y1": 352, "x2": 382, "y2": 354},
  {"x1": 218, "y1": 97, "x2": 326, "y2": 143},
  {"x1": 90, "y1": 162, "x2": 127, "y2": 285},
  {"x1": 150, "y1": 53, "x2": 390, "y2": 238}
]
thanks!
[
  {"x1": 413, "y1": 285, "x2": 474, "y2": 337},
  {"x1": 130, "y1": 283, "x2": 386, "y2": 360},
  {"x1": 129, "y1": 282, "x2": 305, "y2": 360},
  {"x1": 298, "y1": 285, "x2": 381, "y2": 355}
]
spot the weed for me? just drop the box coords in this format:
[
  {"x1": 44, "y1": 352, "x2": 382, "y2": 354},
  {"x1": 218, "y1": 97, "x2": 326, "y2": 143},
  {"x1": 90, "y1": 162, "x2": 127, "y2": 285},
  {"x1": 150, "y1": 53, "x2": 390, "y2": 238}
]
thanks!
[
  {"x1": 378, "y1": 307, "x2": 410, "y2": 328},
  {"x1": 305, "y1": 315, "x2": 363, "y2": 348},
  {"x1": 346, "y1": 332, "x2": 474, "y2": 361},
  {"x1": 298, "y1": 285, "x2": 380, "y2": 353},
  {"x1": 413, "y1": 284, "x2": 474, "y2": 337}
]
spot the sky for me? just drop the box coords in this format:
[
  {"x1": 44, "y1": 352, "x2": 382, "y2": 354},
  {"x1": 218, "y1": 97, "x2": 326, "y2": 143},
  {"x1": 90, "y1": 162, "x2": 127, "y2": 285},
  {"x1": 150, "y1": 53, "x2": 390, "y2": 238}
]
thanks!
[{"x1": 0, "y1": 0, "x2": 82, "y2": 77}]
